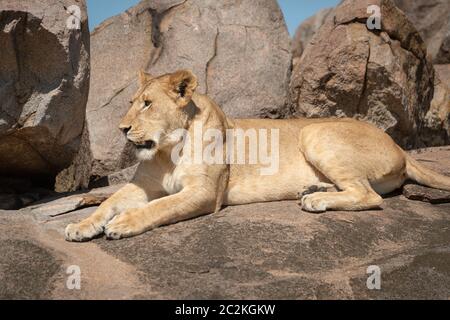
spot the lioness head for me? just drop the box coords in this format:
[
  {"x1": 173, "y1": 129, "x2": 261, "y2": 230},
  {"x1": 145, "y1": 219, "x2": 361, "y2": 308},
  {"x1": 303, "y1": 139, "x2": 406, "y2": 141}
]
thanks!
[{"x1": 120, "y1": 69, "x2": 198, "y2": 161}]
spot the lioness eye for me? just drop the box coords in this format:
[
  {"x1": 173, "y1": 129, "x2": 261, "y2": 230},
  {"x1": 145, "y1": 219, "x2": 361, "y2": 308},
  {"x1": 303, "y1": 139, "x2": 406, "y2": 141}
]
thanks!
[{"x1": 143, "y1": 100, "x2": 152, "y2": 109}]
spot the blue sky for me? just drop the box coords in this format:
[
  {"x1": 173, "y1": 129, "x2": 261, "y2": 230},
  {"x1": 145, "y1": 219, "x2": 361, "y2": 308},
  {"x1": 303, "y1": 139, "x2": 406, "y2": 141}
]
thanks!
[{"x1": 86, "y1": 0, "x2": 340, "y2": 36}]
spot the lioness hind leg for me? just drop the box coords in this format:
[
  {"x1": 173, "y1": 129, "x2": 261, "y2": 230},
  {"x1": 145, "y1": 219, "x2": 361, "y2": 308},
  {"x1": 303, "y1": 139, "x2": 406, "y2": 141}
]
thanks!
[
  {"x1": 298, "y1": 122, "x2": 390, "y2": 212},
  {"x1": 298, "y1": 148, "x2": 384, "y2": 212},
  {"x1": 300, "y1": 181, "x2": 383, "y2": 213}
]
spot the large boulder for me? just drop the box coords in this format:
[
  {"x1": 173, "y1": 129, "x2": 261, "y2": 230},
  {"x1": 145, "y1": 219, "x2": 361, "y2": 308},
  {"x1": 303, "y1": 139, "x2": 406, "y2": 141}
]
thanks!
[
  {"x1": 58, "y1": 0, "x2": 291, "y2": 191},
  {"x1": 0, "y1": 0, "x2": 90, "y2": 177},
  {"x1": 291, "y1": 8, "x2": 334, "y2": 66},
  {"x1": 289, "y1": 0, "x2": 437, "y2": 149},
  {"x1": 393, "y1": 0, "x2": 450, "y2": 64},
  {"x1": 291, "y1": 1, "x2": 450, "y2": 65}
]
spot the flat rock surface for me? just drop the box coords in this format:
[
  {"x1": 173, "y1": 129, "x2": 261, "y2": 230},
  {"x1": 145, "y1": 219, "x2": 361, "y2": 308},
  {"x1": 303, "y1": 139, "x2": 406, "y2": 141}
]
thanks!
[
  {"x1": 403, "y1": 184, "x2": 450, "y2": 204},
  {"x1": 1, "y1": 147, "x2": 450, "y2": 299}
]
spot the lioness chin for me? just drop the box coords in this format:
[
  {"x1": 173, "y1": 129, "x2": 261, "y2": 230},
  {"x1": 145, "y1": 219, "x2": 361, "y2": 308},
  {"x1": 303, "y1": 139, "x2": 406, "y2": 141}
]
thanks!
[{"x1": 65, "y1": 69, "x2": 450, "y2": 242}]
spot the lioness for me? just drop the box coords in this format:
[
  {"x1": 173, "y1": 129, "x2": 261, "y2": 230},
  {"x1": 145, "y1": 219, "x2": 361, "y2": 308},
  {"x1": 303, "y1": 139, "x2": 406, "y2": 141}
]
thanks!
[{"x1": 65, "y1": 70, "x2": 450, "y2": 241}]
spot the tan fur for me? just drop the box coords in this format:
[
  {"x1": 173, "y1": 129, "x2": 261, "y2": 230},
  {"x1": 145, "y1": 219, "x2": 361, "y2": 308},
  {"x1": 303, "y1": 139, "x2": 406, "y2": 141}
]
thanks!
[{"x1": 65, "y1": 70, "x2": 450, "y2": 241}]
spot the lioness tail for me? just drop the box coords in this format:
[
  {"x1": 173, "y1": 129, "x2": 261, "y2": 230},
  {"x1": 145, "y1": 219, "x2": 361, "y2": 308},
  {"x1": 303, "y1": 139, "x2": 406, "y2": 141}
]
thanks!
[{"x1": 406, "y1": 153, "x2": 450, "y2": 191}]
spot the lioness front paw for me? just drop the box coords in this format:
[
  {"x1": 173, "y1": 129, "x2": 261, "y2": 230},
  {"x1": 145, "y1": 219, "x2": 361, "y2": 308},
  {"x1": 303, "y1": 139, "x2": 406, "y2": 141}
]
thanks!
[
  {"x1": 301, "y1": 194, "x2": 327, "y2": 213},
  {"x1": 104, "y1": 211, "x2": 144, "y2": 240},
  {"x1": 65, "y1": 221, "x2": 103, "y2": 242}
]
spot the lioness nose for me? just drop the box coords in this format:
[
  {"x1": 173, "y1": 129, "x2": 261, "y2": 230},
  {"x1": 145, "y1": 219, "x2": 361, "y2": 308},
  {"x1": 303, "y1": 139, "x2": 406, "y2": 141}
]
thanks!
[{"x1": 121, "y1": 126, "x2": 131, "y2": 135}]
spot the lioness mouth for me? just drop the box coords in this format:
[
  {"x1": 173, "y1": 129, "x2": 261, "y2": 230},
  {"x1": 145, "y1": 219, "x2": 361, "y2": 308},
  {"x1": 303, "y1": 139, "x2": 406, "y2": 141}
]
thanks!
[{"x1": 135, "y1": 140, "x2": 156, "y2": 150}]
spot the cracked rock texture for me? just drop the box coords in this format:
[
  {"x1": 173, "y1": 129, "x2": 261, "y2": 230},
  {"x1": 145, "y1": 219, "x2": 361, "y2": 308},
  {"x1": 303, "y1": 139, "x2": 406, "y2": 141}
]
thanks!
[
  {"x1": 289, "y1": 0, "x2": 438, "y2": 149},
  {"x1": 423, "y1": 64, "x2": 450, "y2": 146},
  {"x1": 291, "y1": 7, "x2": 334, "y2": 66},
  {"x1": 0, "y1": 0, "x2": 90, "y2": 177},
  {"x1": 393, "y1": 0, "x2": 450, "y2": 64},
  {"x1": 2, "y1": 147, "x2": 450, "y2": 299},
  {"x1": 57, "y1": 0, "x2": 292, "y2": 191},
  {"x1": 291, "y1": 0, "x2": 450, "y2": 66}
]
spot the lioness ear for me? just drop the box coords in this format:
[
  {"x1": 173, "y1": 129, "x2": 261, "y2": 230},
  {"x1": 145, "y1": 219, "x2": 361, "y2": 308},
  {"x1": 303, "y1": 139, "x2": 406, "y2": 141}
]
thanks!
[
  {"x1": 169, "y1": 70, "x2": 198, "y2": 107},
  {"x1": 138, "y1": 69, "x2": 153, "y2": 86}
]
